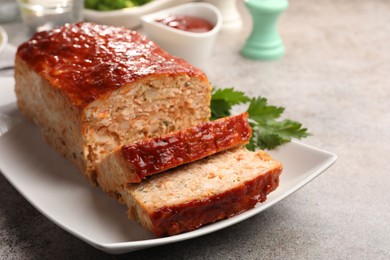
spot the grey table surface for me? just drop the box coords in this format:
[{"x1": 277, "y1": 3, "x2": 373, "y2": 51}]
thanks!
[{"x1": 1, "y1": 0, "x2": 389, "y2": 259}]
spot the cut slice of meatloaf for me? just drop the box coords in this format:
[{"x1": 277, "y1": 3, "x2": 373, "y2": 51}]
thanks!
[
  {"x1": 96, "y1": 112, "x2": 252, "y2": 196},
  {"x1": 119, "y1": 147, "x2": 283, "y2": 237},
  {"x1": 14, "y1": 22, "x2": 211, "y2": 184}
]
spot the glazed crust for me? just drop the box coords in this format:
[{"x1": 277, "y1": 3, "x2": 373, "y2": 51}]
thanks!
[
  {"x1": 121, "y1": 148, "x2": 283, "y2": 237},
  {"x1": 121, "y1": 112, "x2": 252, "y2": 181},
  {"x1": 16, "y1": 22, "x2": 206, "y2": 108},
  {"x1": 96, "y1": 113, "x2": 252, "y2": 196},
  {"x1": 150, "y1": 167, "x2": 280, "y2": 237}
]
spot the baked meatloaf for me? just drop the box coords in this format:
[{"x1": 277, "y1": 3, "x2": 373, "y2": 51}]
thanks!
[
  {"x1": 119, "y1": 147, "x2": 283, "y2": 237},
  {"x1": 14, "y1": 22, "x2": 211, "y2": 183},
  {"x1": 96, "y1": 112, "x2": 252, "y2": 196}
]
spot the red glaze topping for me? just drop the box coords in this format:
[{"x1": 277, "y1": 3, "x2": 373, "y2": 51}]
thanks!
[
  {"x1": 121, "y1": 112, "x2": 252, "y2": 181},
  {"x1": 150, "y1": 168, "x2": 281, "y2": 237},
  {"x1": 155, "y1": 15, "x2": 214, "y2": 33},
  {"x1": 17, "y1": 22, "x2": 205, "y2": 108}
]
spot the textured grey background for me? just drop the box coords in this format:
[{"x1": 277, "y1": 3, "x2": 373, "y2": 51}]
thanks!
[{"x1": 1, "y1": 0, "x2": 390, "y2": 259}]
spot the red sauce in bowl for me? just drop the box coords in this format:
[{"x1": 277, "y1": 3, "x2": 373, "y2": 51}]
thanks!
[{"x1": 155, "y1": 15, "x2": 214, "y2": 33}]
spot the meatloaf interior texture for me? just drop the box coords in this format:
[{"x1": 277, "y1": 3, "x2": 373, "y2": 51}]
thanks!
[
  {"x1": 96, "y1": 112, "x2": 252, "y2": 198},
  {"x1": 14, "y1": 22, "x2": 211, "y2": 183},
  {"x1": 120, "y1": 148, "x2": 283, "y2": 237}
]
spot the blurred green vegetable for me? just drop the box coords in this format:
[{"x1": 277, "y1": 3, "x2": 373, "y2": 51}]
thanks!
[{"x1": 85, "y1": 0, "x2": 153, "y2": 11}]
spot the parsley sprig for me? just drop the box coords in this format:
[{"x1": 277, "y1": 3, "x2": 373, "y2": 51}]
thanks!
[{"x1": 211, "y1": 88, "x2": 310, "y2": 151}]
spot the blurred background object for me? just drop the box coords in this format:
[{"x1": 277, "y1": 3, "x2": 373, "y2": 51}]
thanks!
[
  {"x1": 0, "y1": 0, "x2": 20, "y2": 23},
  {"x1": 16, "y1": 0, "x2": 83, "y2": 35},
  {"x1": 0, "y1": 25, "x2": 7, "y2": 53},
  {"x1": 84, "y1": 0, "x2": 153, "y2": 11},
  {"x1": 241, "y1": 0, "x2": 288, "y2": 60},
  {"x1": 202, "y1": 0, "x2": 242, "y2": 31},
  {"x1": 141, "y1": 2, "x2": 222, "y2": 68},
  {"x1": 83, "y1": 0, "x2": 192, "y2": 28}
]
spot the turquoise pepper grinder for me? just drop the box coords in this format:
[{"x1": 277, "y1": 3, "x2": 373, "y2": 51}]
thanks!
[{"x1": 241, "y1": 0, "x2": 289, "y2": 60}]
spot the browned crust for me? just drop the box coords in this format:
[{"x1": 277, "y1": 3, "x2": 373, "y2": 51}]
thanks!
[
  {"x1": 16, "y1": 22, "x2": 207, "y2": 108},
  {"x1": 119, "y1": 112, "x2": 252, "y2": 182},
  {"x1": 147, "y1": 164, "x2": 282, "y2": 237}
]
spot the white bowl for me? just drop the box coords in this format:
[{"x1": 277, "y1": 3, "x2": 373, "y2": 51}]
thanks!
[
  {"x1": 83, "y1": 0, "x2": 192, "y2": 28},
  {"x1": 141, "y1": 2, "x2": 222, "y2": 68}
]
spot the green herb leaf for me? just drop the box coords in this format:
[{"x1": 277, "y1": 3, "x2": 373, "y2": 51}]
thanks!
[
  {"x1": 85, "y1": 0, "x2": 152, "y2": 11},
  {"x1": 210, "y1": 87, "x2": 310, "y2": 150},
  {"x1": 247, "y1": 97, "x2": 284, "y2": 122},
  {"x1": 210, "y1": 88, "x2": 250, "y2": 120}
]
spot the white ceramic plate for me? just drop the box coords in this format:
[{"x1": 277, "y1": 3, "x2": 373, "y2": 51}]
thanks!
[
  {"x1": 0, "y1": 25, "x2": 8, "y2": 54},
  {"x1": 83, "y1": 0, "x2": 192, "y2": 28},
  {"x1": 0, "y1": 78, "x2": 337, "y2": 254}
]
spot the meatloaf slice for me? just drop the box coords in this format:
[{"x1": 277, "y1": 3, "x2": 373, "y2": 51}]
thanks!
[
  {"x1": 119, "y1": 147, "x2": 283, "y2": 237},
  {"x1": 14, "y1": 22, "x2": 211, "y2": 184},
  {"x1": 96, "y1": 112, "x2": 252, "y2": 196}
]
